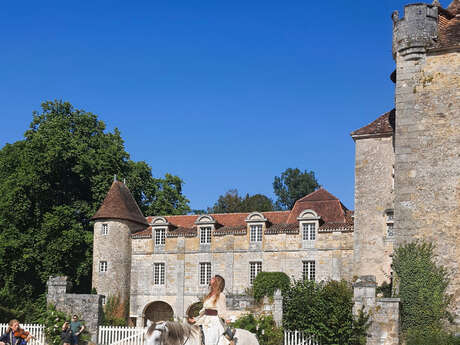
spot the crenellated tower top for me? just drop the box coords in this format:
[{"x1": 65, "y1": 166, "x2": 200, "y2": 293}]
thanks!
[{"x1": 392, "y1": 3, "x2": 439, "y2": 60}]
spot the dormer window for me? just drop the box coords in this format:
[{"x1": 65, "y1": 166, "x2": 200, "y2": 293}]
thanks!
[
  {"x1": 195, "y1": 215, "x2": 217, "y2": 247},
  {"x1": 297, "y1": 209, "x2": 320, "y2": 243},
  {"x1": 151, "y1": 217, "x2": 170, "y2": 246},
  {"x1": 200, "y1": 227, "x2": 212, "y2": 244},
  {"x1": 302, "y1": 223, "x2": 316, "y2": 241},
  {"x1": 250, "y1": 224, "x2": 263, "y2": 242},
  {"x1": 245, "y1": 212, "x2": 267, "y2": 244},
  {"x1": 155, "y1": 228, "x2": 166, "y2": 246},
  {"x1": 385, "y1": 210, "x2": 394, "y2": 237}
]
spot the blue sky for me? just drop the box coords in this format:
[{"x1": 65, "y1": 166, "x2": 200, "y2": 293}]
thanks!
[{"x1": 1, "y1": 0, "x2": 444, "y2": 212}]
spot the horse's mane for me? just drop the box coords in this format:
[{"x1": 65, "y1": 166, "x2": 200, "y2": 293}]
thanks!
[{"x1": 146, "y1": 321, "x2": 201, "y2": 345}]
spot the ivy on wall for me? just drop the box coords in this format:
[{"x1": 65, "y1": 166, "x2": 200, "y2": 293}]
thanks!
[
  {"x1": 392, "y1": 241, "x2": 460, "y2": 344},
  {"x1": 253, "y1": 272, "x2": 290, "y2": 301}
]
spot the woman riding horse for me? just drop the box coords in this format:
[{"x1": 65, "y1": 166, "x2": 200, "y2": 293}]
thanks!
[{"x1": 189, "y1": 275, "x2": 230, "y2": 345}]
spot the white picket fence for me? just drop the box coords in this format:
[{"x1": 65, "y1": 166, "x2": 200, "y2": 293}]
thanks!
[
  {"x1": 98, "y1": 326, "x2": 318, "y2": 345},
  {"x1": 98, "y1": 326, "x2": 146, "y2": 345},
  {"x1": 0, "y1": 324, "x2": 46, "y2": 345},
  {"x1": 284, "y1": 330, "x2": 319, "y2": 345}
]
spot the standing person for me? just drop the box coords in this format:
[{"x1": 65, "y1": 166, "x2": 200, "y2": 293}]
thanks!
[
  {"x1": 189, "y1": 275, "x2": 231, "y2": 345},
  {"x1": 69, "y1": 315, "x2": 85, "y2": 345},
  {"x1": 0, "y1": 319, "x2": 30, "y2": 345},
  {"x1": 61, "y1": 322, "x2": 73, "y2": 345}
]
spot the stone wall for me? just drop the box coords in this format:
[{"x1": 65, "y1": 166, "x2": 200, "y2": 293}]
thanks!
[
  {"x1": 353, "y1": 276, "x2": 400, "y2": 345},
  {"x1": 129, "y1": 228, "x2": 352, "y2": 326},
  {"x1": 47, "y1": 276, "x2": 103, "y2": 343},
  {"x1": 353, "y1": 136, "x2": 395, "y2": 284},
  {"x1": 393, "y1": 2, "x2": 460, "y2": 322},
  {"x1": 92, "y1": 219, "x2": 144, "y2": 304}
]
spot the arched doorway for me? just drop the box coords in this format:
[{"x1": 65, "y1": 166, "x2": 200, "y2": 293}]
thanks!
[
  {"x1": 144, "y1": 301, "x2": 174, "y2": 325},
  {"x1": 186, "y1": 302, "x2": 203, "y2": 318}
]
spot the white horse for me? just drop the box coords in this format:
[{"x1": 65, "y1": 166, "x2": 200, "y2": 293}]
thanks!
[{"x1": 145, "y1": 320, "x2": 259, "y2": 345}]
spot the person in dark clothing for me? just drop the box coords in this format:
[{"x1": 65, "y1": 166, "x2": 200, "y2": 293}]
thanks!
[
  {"x1": 0, "y1": 319, "x2": 29, "y2": 345},
  {"x1": 61, "y1": 322, "x2": 73, "y2": 345}
]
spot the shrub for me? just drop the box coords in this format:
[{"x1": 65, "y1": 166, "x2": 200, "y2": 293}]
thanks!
[
  {"x1": 283, "y1": 279, "x2": 370, "y2": 345},
  {"x1": 102, "y1": 295, "x2": 128, "y2": 326},
  {"x1": 376, "y1": 281, "x2": 392, "y2": 298},
  {"x1": 405, "y1": 327, "x2": 460, "y2": 345},
  {"x1": 0, "y1": 306, "x2": 25, "y2": 323},
  {"x1": 36, "y1": 304, "x2": 88, "y2": 345},
  {"x1": 234, "y1": 314, "x2": 283, "y2": 345},
  {"x1": 392, "y1": 241, "x2": 452, "y2": 333},
  {"x1": 253, "y1": 272, "x2": 290, "y2": 301}
]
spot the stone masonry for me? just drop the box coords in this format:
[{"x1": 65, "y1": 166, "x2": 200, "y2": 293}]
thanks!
[
  {"x1": 92, "y1": 184, "x2": 354, "y2": 327},
  {"x1": 47, "y1": 276, "x2": 103, "y2": 343},
  {"x1": 392, "y1": 2, "x2": 460, "y2": 322},
  {"x1": 353, "y1": 276, "x2": 400, "y2": 345},
  {"x1": 352, "y1": 132, "x2": 395, "y2": 284}
]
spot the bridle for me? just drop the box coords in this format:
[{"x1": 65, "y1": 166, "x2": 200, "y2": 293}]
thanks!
[{"x1": 151, "y1": 322, "x2": 191, "y2": 345}]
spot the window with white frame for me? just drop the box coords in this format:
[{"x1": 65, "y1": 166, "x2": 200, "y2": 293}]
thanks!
[
  {"x1": 155, "y1": 228, "x2": 166, "y2": 246},
  {"x1": 199, "y1": 262, "x2": 211, "y2": 285},
  {"x1": 99, "y1": 261, "x2": 108, "y2": 272},
  {"x1": 302, "y1": 260, "x2": 315, "y2": 281},
  {"x1": 249, "y1": 261, "x2": 262, "y2": 284},
  {"x1": 154, "y1": 263, "x2": 165, "y2": 285},
  {"x1": 386, "y1": 210, "x2": 394, "y2": 237},
  {"x1": 200, "y1": 226, "x2": 212, "y2": 244},
  {"x1": 102, "y1": 223, "x2": 109, "y2": 235},
  {"x1": 250, "y1": 224, "x2": 263, "y2": 242},
  {"x1": 302, "y1": 223, "x2": 316, "y2": 241}
]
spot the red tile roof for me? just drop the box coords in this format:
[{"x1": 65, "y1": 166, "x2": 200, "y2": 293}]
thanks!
[
  {"x1": 447, "y1": 0, "x2": 460, "y2": 13},
  {"x1": 92, "y1": 181, "x2": 149, "y2": 226},
  {"x1": 132, "y1": 188, "x2": 353, "y2": 238},
  {"x1": 435, "y1": 3, "x2": 460, "y2": 50},
  {"x1": 350, "y1": 109, "x2": 395, "y2": 139}
]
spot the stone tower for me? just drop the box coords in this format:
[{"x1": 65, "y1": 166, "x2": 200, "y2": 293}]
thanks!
[
  {"x1": 91, "y1": 180, "x2": 148, "y2": 304},
  {"x1": 392, "y1": 0, "x2": 460, "y2": 321},
  {"x1": 351, "y1": 110, "x2": 395, "y2": 284}
]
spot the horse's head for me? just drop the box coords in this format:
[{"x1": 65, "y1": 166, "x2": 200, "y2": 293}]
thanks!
[{"x1": 145, "y1": 321, "x2": 168, "y2": 345}]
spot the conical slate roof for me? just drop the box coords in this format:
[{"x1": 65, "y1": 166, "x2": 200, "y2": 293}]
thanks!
[{"x1": 92, "y1": 180, "x2": 148, "y2": 226}]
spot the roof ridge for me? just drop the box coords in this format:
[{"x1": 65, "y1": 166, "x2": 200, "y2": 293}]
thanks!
[
  {"x1": 296, "y1": 188, "x2": 339, "y2": 202},
  {"x1": 158, "y1": 210, "x2": 290, "y2": 218}
]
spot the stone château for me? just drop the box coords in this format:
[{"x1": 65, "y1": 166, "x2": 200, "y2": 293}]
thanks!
[{"x1": 91, "y1": 0, "x2": 460, "y2": 328}]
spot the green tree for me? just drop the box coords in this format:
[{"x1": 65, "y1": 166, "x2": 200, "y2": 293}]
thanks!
[
  {"x1": 273, "y1": 168, "x2": 319, "y2": 209},
  {"x1": 392, "y1": 241, "x2": 452, "y2": 334},
  {"x1": 253, "y1": 271, "x2": 290, "y2": 301},
  {"x1": 242, "y1": 194, "x2": 274, "y2": 212},
  {"x1": 208, "y1": 189, "x2": 274, "y2": 213},
  {"x1": 0, "y1": 100, "x2": 190, "y2": 316},
  {"x1": 283, "y1": 279, "x2": 370, "y2": 345}
]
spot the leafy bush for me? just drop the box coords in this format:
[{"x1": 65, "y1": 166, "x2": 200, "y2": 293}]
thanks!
[
  {"x1": 234, "y1": 314, "x2": 283, "y2": 345},
  {"x1": 392, "y1": 241, "x2": 452, "y2": 333},
  {"x1": 38, "y1": 305, "x2": 70, "y2": 345},
  {"x1": 376, "y1": 281, "x2": 392, "y2": 298},
  {"x1": 36, "y1": 304, "x2": 85, "y2": 345},
  {"x1": 102, "y1": 295, "x2": 128, "y2": 326},
  {"x1": 405, "y1": 327, "x2": 460, "y2": 345},
  {"x1": 253, "y1": 272, "x2": 290, "y2": 301},
  {"x1": 283, "y1": 279, "x2": 370, "y2": 345},
  {"x1": 0, "y1": 305, "x2": 25, "y2": 323}
]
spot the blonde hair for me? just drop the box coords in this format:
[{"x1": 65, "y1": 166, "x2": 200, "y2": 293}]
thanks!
[
  {"x1": 204, "y1": 275, "x2": 225, "y2": 305},
  {"x1": 8, "y1": 319, "x2": 19, "y2": 332}
]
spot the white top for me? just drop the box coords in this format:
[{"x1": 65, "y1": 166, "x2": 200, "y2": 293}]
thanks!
[{"x1": 198, "y1": 293, "x2": 228, "y2": 320}]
